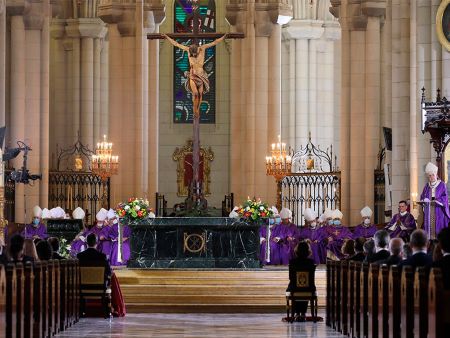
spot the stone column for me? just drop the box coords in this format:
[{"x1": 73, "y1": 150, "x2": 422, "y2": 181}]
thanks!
[
  {"x1": 6, "y1": 0, "x2": 50, "y2": 222},
  {"x1": 0, "y1": 0, "x2": 5, "y2": 126},
  {"x1": 331, "y1": 0, "x2": 386, "y2": 225},
  {"x1": 226, "y1": 0, "x2": 292, "y2": 204},
  {"x1": 98, "y1": 0, "x2": 165, "y2": 205}
]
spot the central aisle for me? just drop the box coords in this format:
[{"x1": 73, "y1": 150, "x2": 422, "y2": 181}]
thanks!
[{"x1": 55, "y1": 313, "x2": 346, "y2": 338}]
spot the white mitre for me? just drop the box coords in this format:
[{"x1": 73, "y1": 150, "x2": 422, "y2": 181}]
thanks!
[
  {"x1": 323, "y1": 208, "x2": 334, "y2": 220},
  {"x1": 33, "y1": 205, "x2": 42, "y2": 218},
  {"x1": 280, "y1": 208, "x2": 292, "y2": 220},
  {"x1": 96, "y1": 209, "x2": 107, "y2": 221},
  {"x1": 360, "y1": 206, "x2": 373, "y2": 218},
  {"x1": 332, "y1": 209, "x2": 343, "y2": 220},
  {"x1": 425, "y1": 162, "x2": 438, "y2": 175},
  {"x1": 270, "y1": 206, "x2": 279, "y2": 216},
  {"x1": 72, "y1": 207, "x2": 86, "y2": 220},
  {"x1": 106, "y1": 208, "x2": 117, "y2": 220},
  {"x1": 229, "y1": 206, "x2": 239, "y2": 218},
  {"x1": 303, "y1": 208, "x2": 315, "y2": 222},
  {"x1": 41, "y1": 208, "x2": 51, "y2": 220},
  {"x1": 148, "y1": 211, "x2": 156, "y2": 218}
]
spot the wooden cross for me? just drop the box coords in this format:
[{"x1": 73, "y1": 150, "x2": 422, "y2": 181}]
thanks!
[{"x1": 148, "y1": 1, "x2": 243, "y2": 200}]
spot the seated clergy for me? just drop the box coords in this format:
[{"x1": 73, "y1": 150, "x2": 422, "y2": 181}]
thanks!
[
  {"x1": 279, "y1": 208, "x2": 299, "y2": 265},
  {"x1": 260, "y1": 207, "x2": 283, "y2": 265},
  {"x1": 90, "y1": 208, "x2": 110, "y2": 257},
  {"x1": 324, "y1": 209, "x2": 352, "y2": 260},
  {"x1": 70, "y1": 207, "x2": 88, "y2": 257},
  {"x1": 77, "y1": 233, "x2": 112, "y2": 283},
  {"x1": 22, "y1": 205, "x2": 48, "y2": 240},
  {"x1": 385, "y1": 200, "x2": 416, "y2": 240},
  {"x1": 353, "y1": 206, "x2": 377, "y2": 239},
  {"x1": 109, "y1": 209, "x2": 132, "y2": 266},
  {"x1": 298, "y1": 208, "x2": 326, "y2": 264}
]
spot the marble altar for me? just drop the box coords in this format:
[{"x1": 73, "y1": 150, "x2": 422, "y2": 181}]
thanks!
[{"x1": 128, "y1": 217, "x2": 261, "y2": 269}]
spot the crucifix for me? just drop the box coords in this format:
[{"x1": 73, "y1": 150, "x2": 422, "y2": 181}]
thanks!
[{"x1": 148, "y1": 0, "x2": 243, "y2": 204}]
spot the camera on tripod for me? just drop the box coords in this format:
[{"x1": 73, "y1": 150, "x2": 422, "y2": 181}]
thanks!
[{"x1": 0, "y1": 127, "x2": 42, "y2": 185}]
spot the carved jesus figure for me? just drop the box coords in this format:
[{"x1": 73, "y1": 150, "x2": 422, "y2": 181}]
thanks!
[{"x1": 163, "y1": 34, "x2": 227, "y2": 118}]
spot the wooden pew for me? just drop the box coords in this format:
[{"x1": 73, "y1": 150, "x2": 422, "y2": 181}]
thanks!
[
  {"x1": 326, "y1": 260, "x2": 331, "y2": 326},
  {"x1": 348, "y1": 261, "x2": 355, "y2": 338},
  {"x1": 41, "y1": 261, "x2": 49, "y2": 338},
  {"x1": 378, "y1": 265, "x2": 389, "y2": 338},
  {"x1": 335, "y1": 260, "x2": 342, "y2": 332},
  {"x1": 0, "y1": 265, "x2": 6, "y2": 338},
  {"x1": 354, "y1": 261, "x2": 362, "y2": 338},
  {"x1": 360, "y1": 262, "x2": 369, "y2": 338},
  {"x1": 15, "y1": 263, "x2": 25, "y2": 338},
  {"x1": 401, "y1": 266, "x2": 414, "y2": 338},
  {"x1": 389, "y1": 265, "x2": 401, "y2": 338},
  {"x1": 33, "y1": 261, "x2": 44, "y2": 338},
  {"x1": 74, "y1": 260, "x2": 80, "y2": 322},
  {"x1": 23, "y1": 262, "x2": 34, "y2": 338},
  {"x1": 47, "y1": 260, "x2": 55, "y2": 336},
  {"x1": 67, "y1": 260, "x2": 75, "y2": 326},
  {"x1": 59, "y1": 260, "x2": 68, "y2": 331},
  {"x1": 413, "y1": 267, "x2": 428, "y2": 338},
  {"x1": 53, "y1": 260, "x2": 60, "y2": 335},
  {"x1": 368, "y1": 264, "x2": 380, "y2": 338},
  {"x1": 340, "y1": 260, "x2": 349, "y2": 335},
  {"x1": 330, "y1": 260, "x2": 336, "y2": 329},
  {"x1": 428, "y1": 268, "x2": 450, "y2": 338},
  {"x1": 6, "y1": 264, "x2": 17, "y2": 338}
]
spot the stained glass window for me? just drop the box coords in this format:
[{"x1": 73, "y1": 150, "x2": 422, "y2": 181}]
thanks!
[{"x1": 173, "y1": 0, "x2": 216, "y2": 124}]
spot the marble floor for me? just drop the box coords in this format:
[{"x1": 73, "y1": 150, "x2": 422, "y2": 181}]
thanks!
[{"x1": 56, "y1": 313, "x2": 346, "y2": 338}]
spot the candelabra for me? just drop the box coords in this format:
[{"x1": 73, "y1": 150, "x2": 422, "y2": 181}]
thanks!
[
  {"x1": 91, "y1": 135, "x2": 119, "y2": 182},
  {"x1": 265, "y1": 135, "x2": 292, "y2": 209}
]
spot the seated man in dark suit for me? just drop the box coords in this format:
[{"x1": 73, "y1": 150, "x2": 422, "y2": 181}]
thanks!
[
  {"x1": 399, "y1": 229, "x2": 432, "y2": 270},
  {"x1": 378, "y1": 237, "x2": 404, "y2": 266},
  {"x1": 366, "y1": 230, "x2": 390, "y2": 263},
  {"x1": 348, "y1": 237, "x2": 366, "y2": 262},
  {"x1": 432, "y1": 227, "x2": 450, "y2": 289},
  {"x1": 77, "y1": 233, "x2": 112, "y2": 283},
  {"x1": 287, "y1": 241, "x2": 316, "y2": 321}
]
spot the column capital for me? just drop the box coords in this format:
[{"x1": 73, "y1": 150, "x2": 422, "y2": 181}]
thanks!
[
  {"x1": 66, "y1": 18, "x2": 107, "y2": 39},
  {"x1": 50, "y1": 18, "x2": 65, "y2": 39},
  {"x1": 226, "y1": 1, "x2": 293, "y2": 37},
  {"x1": 6, "y1": 0, "x2": 27, "y2": 16},
  {"x1": 98, "y1": 0, "x2": 166, "y2": 37},
  {"x1": 330, "y1": 0, "x2": 385, "y2": 30}
]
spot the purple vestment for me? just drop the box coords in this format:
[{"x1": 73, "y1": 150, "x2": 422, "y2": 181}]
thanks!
[
  {"x1": 279, "y1": 222, "x2": 300, "y2": 265},
  {"x1": 420, "y1": 181, "x2": 450, "y2": 238},
  {"x1": 90, "y1": 225, "x2": 112, "y2": 259},
  {"x1": 352, "y1": 224, "x2": 377, "y2": 240},
  {"x1": 322, "y1": 224, "x2": 352, "y2": 260},
  {"x1": 70, "y1": 228, "x2": 90, "y2": 257},
  {"x1": 110, "y1": 223, "x2": 132, "y2": 266},
  {"x1": 22, "y1": 223, "x2": 48, "y2": 240},
  {"x1": 298, "y1": 226, "x2": 326, "y2": 264},
  {"x1": 259, "y1": 224, "x2": 283, "y2": 265},
  {"x1": 385, "y1": 212, "x2": 416, "y2": 239}
]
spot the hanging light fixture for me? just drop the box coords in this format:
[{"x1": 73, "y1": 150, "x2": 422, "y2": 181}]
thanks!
[{"x1": 91, "y1": 135, "x2": 119, "y2": 181}]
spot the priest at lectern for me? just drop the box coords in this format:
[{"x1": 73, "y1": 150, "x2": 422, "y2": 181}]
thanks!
[{"x1": 420, "y1": 162, "x2": 450, "y2": 239}]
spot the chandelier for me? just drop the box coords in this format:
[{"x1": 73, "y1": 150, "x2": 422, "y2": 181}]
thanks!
[
  {"x1": 91, "y1": 135, "x2": 119, "y2": 181},
  {"x1": 265, "y1": 135, "x2": 292, "y2": 181}
]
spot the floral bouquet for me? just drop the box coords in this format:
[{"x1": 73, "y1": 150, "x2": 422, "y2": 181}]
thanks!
[
  {"x1": 237, "y1": 198, "x2": 273, "y2": 223},
  {"x1": 115, "y1": 197, "x2": 153, "y2": 223},
  {"x1": 59, "y1": 237, "x2": 72, "y2": 259}
]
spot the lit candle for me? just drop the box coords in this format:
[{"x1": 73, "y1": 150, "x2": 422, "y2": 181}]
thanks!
[{"x1": 271, "y1": 144, "x2": 275, "y2": 150}]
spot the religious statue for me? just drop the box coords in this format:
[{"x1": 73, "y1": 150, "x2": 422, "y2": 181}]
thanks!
[
  {"x1": 163, "y1": 34, "x2": 227, "y2": 118},
  {"x1": 420, "y1": 162, "x2": 450, "y2": 239}
]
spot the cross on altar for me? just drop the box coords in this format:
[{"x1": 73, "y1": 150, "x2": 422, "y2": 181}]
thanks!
[{"x1": 148, "y1": 0, "x2": 243, "y2": 202}]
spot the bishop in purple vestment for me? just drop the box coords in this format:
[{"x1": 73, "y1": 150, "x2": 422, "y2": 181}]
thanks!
[
  {"x1": 69, "y1": 207, "x2": 88, "y2": 257},
  {"x1": 324, "y1": 209, "x2": 353, "y2": 260},
  {"x1": 278, "y1": 208, "x2": 299, "y2": 265},
  {"x1": 352, "y1": 206, "x2": 377, "y2": 240},
  {"x1": 299, "y1": 208, "x2": 326, "y2": 264},
  {"x1": 108, "y1": 209, "x2": 132, "y2": 266},
  {"x1": 22, "y1": 206, "x2": 48, "y2": 240},
  {"x1": 420, "y1": 162, "x2": 450, "y2": 239},
  {"x1": 259, "y1": 216, "x2": 283, "y2": 265},
  {"x1": 385, "y1": 200, "x2": 416, "y2": 240}
]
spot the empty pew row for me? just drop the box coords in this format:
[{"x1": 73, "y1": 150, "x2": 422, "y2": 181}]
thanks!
[
  {"x1": 326, "y1": 260, "x2": 450, "y2": 338},
  {"x1": 0, "y1": 259, "x2": 80, "y2": 338}
]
